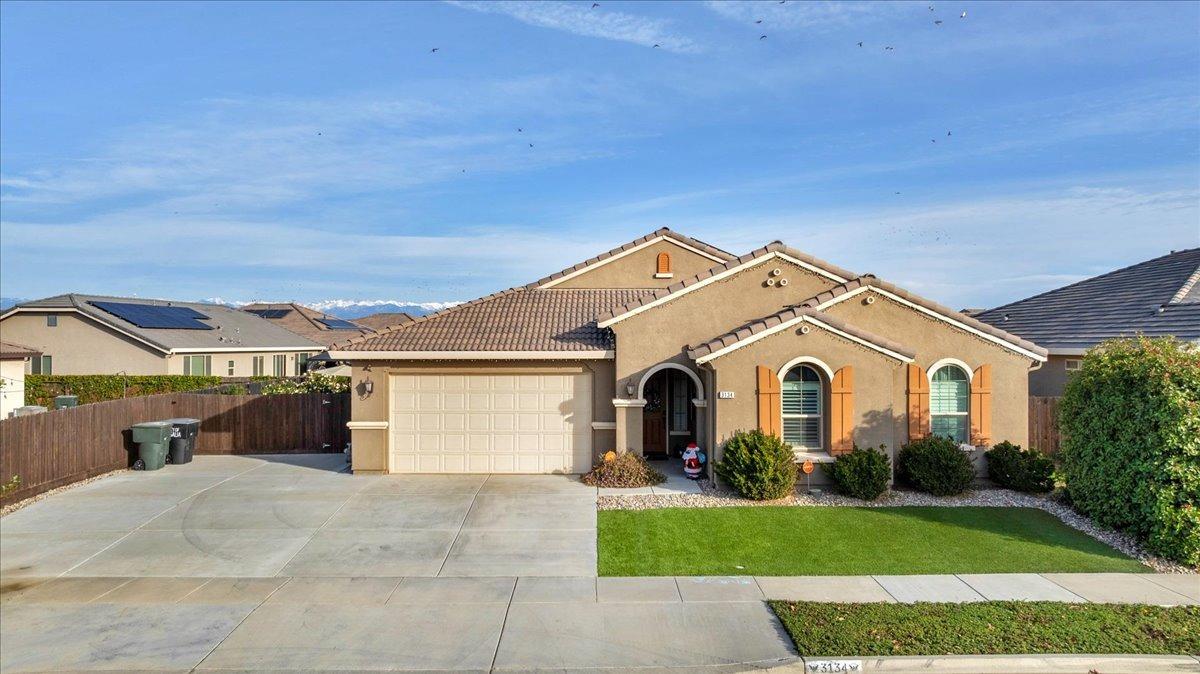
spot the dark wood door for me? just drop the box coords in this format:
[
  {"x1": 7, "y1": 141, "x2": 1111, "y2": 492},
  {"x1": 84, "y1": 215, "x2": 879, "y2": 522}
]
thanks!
[{"x1": 642, "y1": 373, "x2": 667, "y2": 457}]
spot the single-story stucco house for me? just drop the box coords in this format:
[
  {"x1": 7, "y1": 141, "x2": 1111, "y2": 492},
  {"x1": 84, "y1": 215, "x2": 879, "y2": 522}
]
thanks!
[
  {"x1": 974, "y1": 248, "x2": 1200, "y2": 396},
  {"x1": 0, "y1": 340, "x2": 41, "y2": 418},
  {"x1": 329, "y1": 229, "x2": 1047, "y2": 479}
]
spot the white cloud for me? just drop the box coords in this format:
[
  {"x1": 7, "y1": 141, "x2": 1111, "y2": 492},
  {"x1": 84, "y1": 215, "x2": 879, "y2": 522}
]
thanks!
[
  {"x1": 704, "y1": 0, "x2": 902, "y2": 30},
  {"x1": 446, "y1": 1, "x2": 699, "y2": 53}
]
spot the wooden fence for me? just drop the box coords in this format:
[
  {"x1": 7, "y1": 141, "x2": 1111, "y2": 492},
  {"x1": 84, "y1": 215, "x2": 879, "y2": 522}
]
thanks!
[
  {"x1": 1029, "y1": 396, "x2": 1062, "y2": 455},
  {"x1": 0, "y1": 391, "x2": 349, "y2": 504}
]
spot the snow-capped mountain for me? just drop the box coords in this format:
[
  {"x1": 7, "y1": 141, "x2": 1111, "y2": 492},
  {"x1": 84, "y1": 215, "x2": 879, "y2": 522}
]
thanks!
[{"x1": 307, "y1": 300, "x2": 461, "y2": 319}]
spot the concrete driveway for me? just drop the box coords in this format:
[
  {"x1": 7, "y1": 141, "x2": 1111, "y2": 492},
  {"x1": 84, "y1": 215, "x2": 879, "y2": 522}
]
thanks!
[{"x1": 0, "y1": 454, "x2": 795, "y2": 672}]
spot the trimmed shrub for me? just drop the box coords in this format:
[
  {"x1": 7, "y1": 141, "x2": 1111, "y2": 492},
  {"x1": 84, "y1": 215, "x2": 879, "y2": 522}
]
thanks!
[
  {"x1": 260, "y1": 373, "x2": 350, "y2": 394},
  {"x1": 581, "y1": 451, "x2": 666, "y2": 488},
  {"x1": 825, "y1": 445, "x2": 891, "y2": 501},
  {"x1": 25, "y1": 374, "x2": 221, "y2": 406},
  {"x1": 715, "y1": 429, "x2": 797, "y2": 500},
  {"x1": 986, "y1": 441, "x2": 1055, "y2": 493},
  {"x1": 898, "y1": 435, "x2": 975, "y2": 496},
  {"x1": 1059, "y1": 337, "x2": 1200, "y2": 566}
]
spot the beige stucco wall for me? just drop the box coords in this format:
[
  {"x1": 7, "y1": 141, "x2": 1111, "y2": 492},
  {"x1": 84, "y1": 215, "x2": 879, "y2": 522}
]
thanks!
[
  {"x1": 1030, "y1": 355, "x2": 1078, "y2": 397},
  {"x1": 550, "y1": 239, "x2": 726, "y2": 289},
  {"x1": 705, "y1": 326, "x2": 906, "y2": 459},
  {"x1": 164, "y1": 350, "x2": 317, "y2": 377},
  {"x1": 825, "y1": 290, "x2": 1036, "y2": 447},
  {"x1": 1, "y1": 359, "x2": 28, "y2": 418},
  {"x1": 0, "y1": 312, "x2": 167, "y2": 374},
  {"x1": 345, "y1": 358, "x2": 615, "y2": 474}
]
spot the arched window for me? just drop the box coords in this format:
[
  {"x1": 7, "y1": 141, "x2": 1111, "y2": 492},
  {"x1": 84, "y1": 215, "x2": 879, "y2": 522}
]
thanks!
[
  {"x1": 656, "y1": 252, "x2": 672, "y2": 275},
  {"x1": 782, "y1": 365, "x2": 823, "y2": 449},
  {"x1": 930, "y1": 364, "x2": 969, "y2": 443}
]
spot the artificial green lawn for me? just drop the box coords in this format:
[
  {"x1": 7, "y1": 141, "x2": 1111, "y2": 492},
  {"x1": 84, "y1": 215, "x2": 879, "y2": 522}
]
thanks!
[
  {"x1": 597, "y1": 506, "x2": 1148, "y2": 576},
  {"x1": 768, "y1": 601, "x2": 1200, "y2": 656}
]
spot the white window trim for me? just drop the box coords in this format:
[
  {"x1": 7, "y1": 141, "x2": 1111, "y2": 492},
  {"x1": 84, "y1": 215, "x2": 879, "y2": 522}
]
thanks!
[
  {"x1": 780, "y1": 363, "x2": 825, "y2": 451},
  {"x1": 928, "y1": 362, "x2": 971, "y2": 443},
  {"x1": 636, "y1": 362, "x2": 706, "y2": 402},
  {"x1": 926, "y1": 358, "x2": 974, "y2": 387}
]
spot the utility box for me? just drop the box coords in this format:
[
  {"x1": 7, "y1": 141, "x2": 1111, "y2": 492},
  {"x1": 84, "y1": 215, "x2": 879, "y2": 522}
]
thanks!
[
  {"x1": 131, "y1": 421, "x2": 173, "y2": 471},
  {"x1": 13, "y1": 406, "x2": 47, "y2": 417},
  {"x1": 54, "y1": 395, "x2": 79, "y2": 410}
]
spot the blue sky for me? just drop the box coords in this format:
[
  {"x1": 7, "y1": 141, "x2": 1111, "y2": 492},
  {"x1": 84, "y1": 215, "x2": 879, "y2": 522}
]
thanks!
[{"x1": 2, "y1": 0, "x2": 1197, "y2": 310}]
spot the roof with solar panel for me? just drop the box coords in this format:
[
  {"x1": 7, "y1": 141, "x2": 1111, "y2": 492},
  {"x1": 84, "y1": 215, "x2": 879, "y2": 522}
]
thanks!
[
  {"x1": 2, "y1": 294, "x2": 322, "y2": 353},
  {"x1": 239, "y1": 302, "x2": 374, "y2": 347}
]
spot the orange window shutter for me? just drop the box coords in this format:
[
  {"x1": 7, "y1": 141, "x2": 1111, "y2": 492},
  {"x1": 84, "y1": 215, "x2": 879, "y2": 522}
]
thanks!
[
  {"x1": 656, "y1": 252, "x2": 672, "y2": 274},
  {"x1": 970, "y1": 364, "x2": 993, "y2": 446},
  {"x1": 830, "y1": 366, "x2": 854, "y2": 455},
  {"x1": 756, "y1": 365, "x2": 781, "y2": 437},
  {"x1": 906, "y1": 363, "x2": 930, "y2": 440}
]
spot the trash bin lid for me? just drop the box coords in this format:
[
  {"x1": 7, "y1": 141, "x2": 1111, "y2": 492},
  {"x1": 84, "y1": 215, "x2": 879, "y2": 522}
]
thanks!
[
  {"x1": 132, "y1": 421, "x2": 174, "y2": 428},
  {"x1": 163, "y1": 418, "x2": 201, "y2": 425}
]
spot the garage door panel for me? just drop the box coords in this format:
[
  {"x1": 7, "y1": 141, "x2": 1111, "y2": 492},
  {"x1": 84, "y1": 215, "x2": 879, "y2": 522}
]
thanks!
[{"x1": 390, "y1": 372, "x2": 592, "y2": 474}]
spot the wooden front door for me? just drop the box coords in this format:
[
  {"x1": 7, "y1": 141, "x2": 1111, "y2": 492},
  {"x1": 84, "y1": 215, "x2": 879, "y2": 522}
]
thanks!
[{"x1": 642, "y1": 371, "x2": 668, "y2": 457}]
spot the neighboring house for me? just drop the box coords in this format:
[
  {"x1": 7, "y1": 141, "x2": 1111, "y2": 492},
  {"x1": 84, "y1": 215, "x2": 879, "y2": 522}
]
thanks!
[
  {"x1": 330, "y1": 228, "x2": 1046, "y2": 477},
  {"x1": 239, "y1": 302, "x2": 373, "y2": 376},
  {"x1": 0, "y1": 294, "x2": 323, "y2": 377},
  {"x1": 0, "y1": 341, "x2": 41, "y2": 418},
  {"x1": 975, "y1": 248, "x2": 1200, "y2": 396},
  {"x1": 354, "y1": 312, "x2": 415, "y2": 331}
]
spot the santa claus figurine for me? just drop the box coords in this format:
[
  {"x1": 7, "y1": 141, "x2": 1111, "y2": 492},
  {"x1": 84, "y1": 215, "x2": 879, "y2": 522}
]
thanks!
[{"x1": 681, "y1": 442, "x2": 705, "y2": 480}]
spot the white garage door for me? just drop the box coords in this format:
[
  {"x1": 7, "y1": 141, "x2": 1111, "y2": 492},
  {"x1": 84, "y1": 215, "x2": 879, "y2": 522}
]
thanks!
[{"x1": 389, "y1": 373, "x2": 593, "y2": 473}]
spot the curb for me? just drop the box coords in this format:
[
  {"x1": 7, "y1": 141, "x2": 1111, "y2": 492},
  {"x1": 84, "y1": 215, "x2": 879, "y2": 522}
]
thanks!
[{"x1": 765, "y1": 654, "x2": 1200, "y2": 673}]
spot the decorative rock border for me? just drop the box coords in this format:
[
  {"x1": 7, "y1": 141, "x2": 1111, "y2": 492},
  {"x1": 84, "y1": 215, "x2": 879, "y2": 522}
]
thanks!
[{"x1": 598, "y1": 483, "x2": 1195, "y2": 574}]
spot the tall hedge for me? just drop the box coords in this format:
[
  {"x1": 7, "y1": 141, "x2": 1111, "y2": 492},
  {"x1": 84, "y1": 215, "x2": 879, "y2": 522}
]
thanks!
[
  {"x1": 1059, "y1": 337, "x2": 1200, "y2": 566},
  {"x1": 24, "y1": 374, "x2": 222, "y2": 406}
]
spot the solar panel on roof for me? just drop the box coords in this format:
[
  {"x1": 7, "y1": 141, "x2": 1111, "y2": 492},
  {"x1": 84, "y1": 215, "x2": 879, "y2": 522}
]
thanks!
[
  {"x1": 246, "y1": 308, "x2": 291, "y2": 319},
  {"x1": 317, "y1": 317, "x2": 360, "y2": 330},
  {"x1": 89, "y1": 301, "x2": 214, "y2": 330}
]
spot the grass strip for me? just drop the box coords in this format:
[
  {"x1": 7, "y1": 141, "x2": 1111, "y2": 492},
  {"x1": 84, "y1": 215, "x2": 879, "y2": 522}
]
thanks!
[
  {"x1": 768, "y1": 601, "x2": 1200, "y2": 656},
  {"x1": 598, "y1": 506, "x2": 1147, "y2": 576}
]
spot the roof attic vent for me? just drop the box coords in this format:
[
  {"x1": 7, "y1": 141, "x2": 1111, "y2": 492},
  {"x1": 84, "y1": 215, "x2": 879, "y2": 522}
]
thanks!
[{"x1": 1003, "y1": 314, "x2": 1010, "y2": 321}]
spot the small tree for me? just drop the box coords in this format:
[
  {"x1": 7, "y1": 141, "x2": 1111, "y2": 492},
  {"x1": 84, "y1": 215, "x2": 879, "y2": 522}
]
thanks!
[
  {"x1": 1059, "y1": 337, "x2": 1200, "y2": 566},
  {"x1": 715, "y1": 429, "x2": 797, "y2": 500}
]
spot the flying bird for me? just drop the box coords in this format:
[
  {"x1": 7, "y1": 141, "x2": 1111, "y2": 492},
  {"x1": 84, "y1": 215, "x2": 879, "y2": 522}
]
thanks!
[
  {"x1": 592, "y1": 2, "x2": 599, "y2": 7},
  {"x1": 653, "y1": 44, "x2": 660, "y2": 48},
  {"x1": 529, "y1": 143, "x2": 534, "y2": 148},
  {"x1": 960, "y1": 10, "x2": 967, "y2": 18},
  {"x1": 929, "y1": 4, "x2": 934, "y2": 10},
  {"x1": 430, "y1": 47, "x2": 439, "y2": 53},
  {"x1": 760, "y1": 34, "x2": 767, "y2": 40},
  {"x1": 755, "y1": 19, "x2": 763, "y2": 24},
  {"x1": 934, "y1": 20, "x2": 943, "y2": 25},
  {"x1": 884, "y1": 46, "x2": 894, "y2": 51},
  {"x1": 947, "y1": 130, "x2": 952, "y2": 136},
  {"x1": 931, "y1": 139, "x2": 937, "y2": 143},
  {"x1": 857, "y1": 41, "x2": 863, "y2": 47},
  {"x1": 517, "y1": 128, "x2": 523, "y2": 132}
]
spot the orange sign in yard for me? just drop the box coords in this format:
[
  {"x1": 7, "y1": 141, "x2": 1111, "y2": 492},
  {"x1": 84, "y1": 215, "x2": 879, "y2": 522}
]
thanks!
[{"x1": 802, "y1": 459, "x2": 814, "y2": 475}]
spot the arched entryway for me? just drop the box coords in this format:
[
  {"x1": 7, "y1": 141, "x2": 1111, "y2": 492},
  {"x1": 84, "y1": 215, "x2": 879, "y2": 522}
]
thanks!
[{"x1": 638, "y1": 364, "x2": 703, "y2": 458}]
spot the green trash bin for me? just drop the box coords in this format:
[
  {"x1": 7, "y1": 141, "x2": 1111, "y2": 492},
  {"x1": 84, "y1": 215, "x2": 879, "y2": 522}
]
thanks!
[{"x1": 131, "y1": 421, "x2": 173, "y2": 471}]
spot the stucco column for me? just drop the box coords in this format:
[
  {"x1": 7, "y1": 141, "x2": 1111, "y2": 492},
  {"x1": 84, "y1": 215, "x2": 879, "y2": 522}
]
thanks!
[
  {"x1": 612, "y1": 398, "x2": 646, "y2": 455},
  {"x1": 692, "y1": 398, "x2": 708, "y2": 452}
]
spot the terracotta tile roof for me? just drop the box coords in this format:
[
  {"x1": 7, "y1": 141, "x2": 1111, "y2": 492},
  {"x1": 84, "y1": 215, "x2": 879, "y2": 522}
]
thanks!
[
  {"x1": 240, "y1": 302, "x2": 373, "y2": 347},
  {"x1": 353, "y1": 312, "x2": 415, "y2": 331},
  {"x1": 974, "y1": 248, "x2": 1200, "y2": 350},
  {"x1": 0, "y1": 340, "x2": 41, "y2": 360},
  {"x1": 596, "y1": 241, "x2": 857, "y2": 324},
  {"x1": 332, "y1": 288, "x2": 650, "y2": 353},
  {"x1": 686, "y1": 306, "x2": 915, "y2": 361},
  {"x1": 532, "y1": 227, "x2": 735, "y2": 288},
  {"x1": 801, "y1": 276, "x2": 1048, "y2": 358}
]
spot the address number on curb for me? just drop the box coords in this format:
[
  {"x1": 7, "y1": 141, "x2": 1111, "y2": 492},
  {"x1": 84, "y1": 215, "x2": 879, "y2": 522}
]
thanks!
[{"x1": 806, "y1": 661, "x2": 863, "y2": 673}]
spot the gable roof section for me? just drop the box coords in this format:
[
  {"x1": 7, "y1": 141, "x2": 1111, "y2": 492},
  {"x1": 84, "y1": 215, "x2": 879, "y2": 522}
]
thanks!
[
  {"x1": 328, "y1": 288, "x2": 649, "y2": 358},
  {"x1": 1, "y1": 294, "x2": 322, "y2": 353},
  {"x1": 596, "y1": 241, "x2": 857, "y2": 328},
  {"x1": 535, "y1": 228, "x2": 735, "y2": 288},
  {"x1": 0, "y1": 340, "x2": 41, "y2": 360},
  {"x1": 974, "y1": 248, "x2": 1200, "y2": 352},
  {"x1": 802, "y1": 276, "x2": 1048, "y2": 361},
  {"x1": 240, "y1": 302, "x2": 373, "y2": 347},
  {"x1": 687, "y1": 306, "x2": 915, "y2": 364},
  {"x1": 354, "y1": 312, "x2": 416, "y2": 330}
]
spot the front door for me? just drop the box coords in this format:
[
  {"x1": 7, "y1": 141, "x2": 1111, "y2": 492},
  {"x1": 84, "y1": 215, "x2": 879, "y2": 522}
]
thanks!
[{"x1": 642, "y1": 369, "x2": 696, "y2": 459}]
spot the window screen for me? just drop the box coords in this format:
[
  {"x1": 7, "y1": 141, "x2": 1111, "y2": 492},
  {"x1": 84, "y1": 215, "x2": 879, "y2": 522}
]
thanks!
[
  {"x1": 930, "y1": 365, "x2": 969, "y2": 443},
  {"x1": 782, "y1": 365, "x2": 822, "y2": 449}
]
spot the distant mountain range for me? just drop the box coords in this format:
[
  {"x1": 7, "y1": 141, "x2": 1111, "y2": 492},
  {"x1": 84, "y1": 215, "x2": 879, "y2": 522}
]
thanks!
[{"x1": 0, "y1": 296, "x2": 459, "y2": 319}]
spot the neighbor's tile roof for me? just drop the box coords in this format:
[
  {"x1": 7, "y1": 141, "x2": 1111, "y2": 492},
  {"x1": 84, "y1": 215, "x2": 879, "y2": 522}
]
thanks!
[
  {"x1": 353, "y1": 312, "x2": 415, "y2": 331},
  {"x1": 240, "y1": 302, "x2": 373, "y2": 347},
  {"x1": 799, "y1": 276, "x2": 1049, "y2": 358},
  {"x1": 4, "y1": 294, "x2": 322, "y2": 353},
  {"x1": 0, "y1": 340, "x2": 41, "y2": 360},
  {"x1": 532, "y1": 227, "x2": 735, "y2": 287},
  {"x1": 596, "y1": 241, "x2": 858, "y2": 324},
  {"x1": 332, "y1": 288, "x2": 651, "y2": 353},
  {"x1": 974, "y1": 248, "x2": 1200, "y2": 350},
  {"x1": 686, "y1": 306, "x2": 915, "y2": 361}
]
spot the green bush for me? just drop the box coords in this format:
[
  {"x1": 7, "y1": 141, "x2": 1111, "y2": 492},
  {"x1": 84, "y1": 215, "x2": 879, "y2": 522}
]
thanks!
[
  {"x1": 715, "y1": 429, "x2": 797, "y2": 500},
  {"x1": 25, "y1": 374, "x2": 222, "y2": 406},
  {"x1": 1059, "y1": 337, "x2": 1200, "y2": 567},
  {"x1": 826, "y1": 445, "x2": 892, "y2": 500},
  {"x1": 986, "y1": 441, "x2": 1055, "y2": 493},
  {"x1": 898, "y1": 435, "x2": 976, "y2": 496},
  {"x1": 259, "y1": 373, "x2": 350, "y2": 395},
  {"x1": 580, "y1": 451, "x2": 666, "y2": 488}
]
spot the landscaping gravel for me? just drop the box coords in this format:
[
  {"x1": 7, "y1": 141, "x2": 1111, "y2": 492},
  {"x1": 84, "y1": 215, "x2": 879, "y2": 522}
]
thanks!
[{"x1": 598, "y1": 482, "x2": 1195, "y2": 574}]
